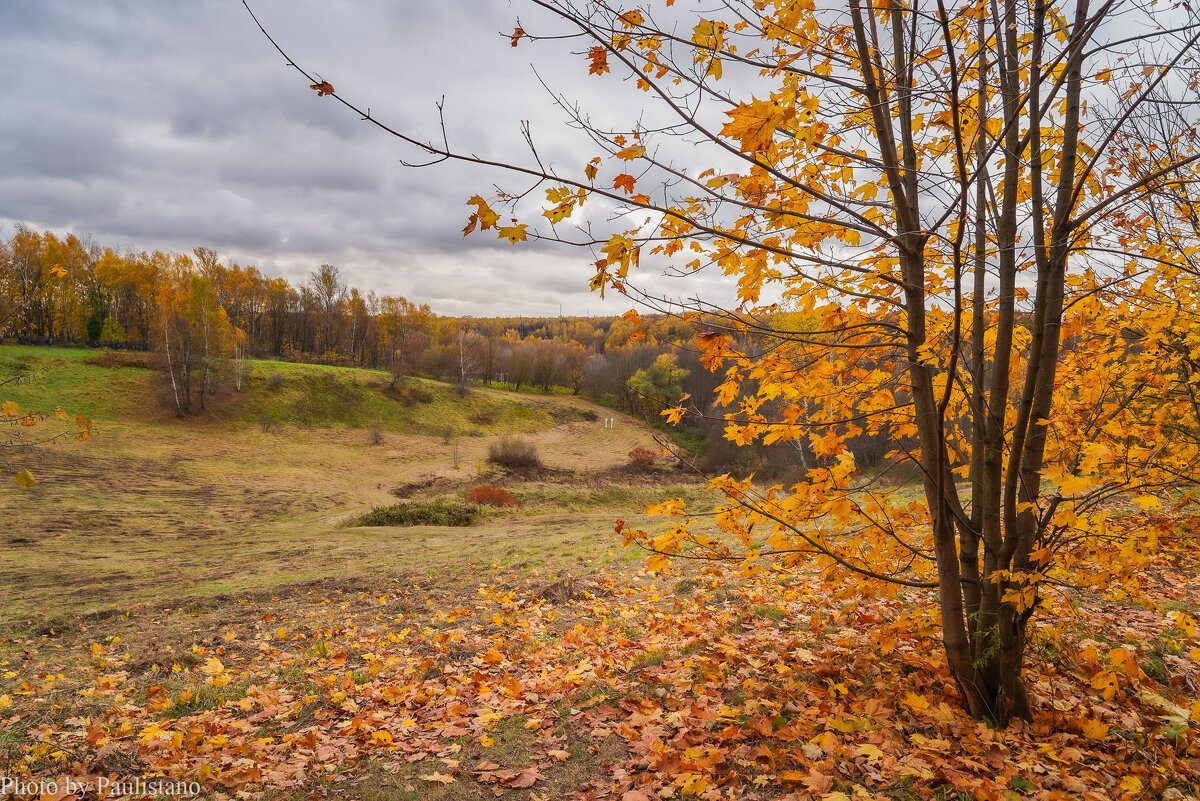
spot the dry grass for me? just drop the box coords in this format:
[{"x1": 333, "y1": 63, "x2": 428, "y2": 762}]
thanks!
[{"x1": 0, "y1": 380, "x2": 684, "y2": 630}]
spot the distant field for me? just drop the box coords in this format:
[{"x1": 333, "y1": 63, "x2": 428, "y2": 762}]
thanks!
[
  {"x1": 0, "y1": 344, "x2": 595, "y2": 437},
  {"x1": 0, "y1": 344, "x2": 708, "y2": 628}
]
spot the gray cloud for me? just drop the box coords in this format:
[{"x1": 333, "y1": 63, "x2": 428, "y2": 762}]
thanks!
[{"x1": 0, "y1": 0, "x2": 737, "y2": 316}]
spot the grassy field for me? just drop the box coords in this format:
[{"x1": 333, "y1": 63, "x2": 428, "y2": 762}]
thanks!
[
  {"x1": 0, "y1": 345, "x2": 592, "y2": 436},
  {"x1": 0, "y1": 344, "x2": 707, "y2": 628}
]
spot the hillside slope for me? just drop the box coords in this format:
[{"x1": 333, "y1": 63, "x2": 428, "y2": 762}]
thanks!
[{"x1": 0, "y1": 344, "x2": 687, "y2": 624}]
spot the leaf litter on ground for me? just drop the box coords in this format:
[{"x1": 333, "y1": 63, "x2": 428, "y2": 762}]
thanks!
[{"x1": 0, "y1": 549, "x2": 1198, "y2": 801}]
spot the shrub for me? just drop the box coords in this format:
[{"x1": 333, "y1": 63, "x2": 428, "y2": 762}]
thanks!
[
  {"x1": 392, "y1": 383, "x2": 434, "y2": 407},
  {"x1": 369, "y1": 429, "x2": 383, "y2": 445},
  {"x1": 628, "y1": 447, "x2": 659, "y2": 467},
  {"x1": 267, "y1": 372, "x2": 288, "y2": 390},
  {"x1": 351, "y1": 499, "x2": 479, "y2": 527},
  {"x1": 466, "y1": 485, "x2": 520, "y2": 507},
  {"x1": 487, "y1": 436, "x2": 541, "y2": 469}
]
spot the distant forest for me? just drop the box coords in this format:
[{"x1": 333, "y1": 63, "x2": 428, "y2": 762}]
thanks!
[{"x1": 0, "y1": 225, "x2": 888, "y2": 478}]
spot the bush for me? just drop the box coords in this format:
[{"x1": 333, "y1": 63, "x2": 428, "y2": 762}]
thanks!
[
  {"x1": 369, "y1": 429, "x2": 383, "y2": 445},
  {"x1": 391, "y1": 382, "x2": 434, "y2": 407},
  {"x1": 466, "y1": 485, "x2": 520, "y2": 507},
  {"x1": 487, "y1": 436, "x2": 541, "y2": 469},
  {"x1": 351, "y1": 499, "x2": 479, "y2": 527},
  {"x1": 628, "y1": 447, "x2": 659, "y2": 467},
  {"x1": 267, "y1": 372, "x2": 288, "y2": 390}
]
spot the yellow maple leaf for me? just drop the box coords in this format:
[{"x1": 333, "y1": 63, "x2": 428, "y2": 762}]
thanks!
[
  {"x1": 902, "y1": 692, "x2": 930, "y2": 713},
  {"x1": 1090, "y1": 669, "x2": 1119, "y2": 700},
  {"x1": 721, "y1": 98, "x2": 788, "y2": 153},
  {"x1": 678, "y1": 773, "x2": 707, "y2": 796},
  {"x1": 856, "y1": 743, "x2": 884, "y2": 761},
  {"x1": 498, "y1": 225, "x2": 528, "y2": 244},
  {"x1": 691, "y1": 19, "x2": 727, "y2": 49},
  {"x1": 1119, "y1": 775, "x2": 1142, "y2": 794},
  {"x1": 1133, "y1": 494, "x2": 1162, "y2": 510},
  {"x1": 419, "y1": 772, "x2": 456, "y2": 784}
]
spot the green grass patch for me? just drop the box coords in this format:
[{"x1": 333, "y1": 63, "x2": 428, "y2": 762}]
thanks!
[
  {"x1": 239, "y1": 362, "x2": 558, "y2": 436},
  {"x1": 351, "y1": 500, "x2": 480, "y2": 528},
  {"x1": 752, "y1": 604, "x2": 787, "y2": 622},
  {"x1": 652, "y1": 420, "x2": 706, "y2": 458},
  {"x1": 0, "y1": 344, "x2": 153, "y2": 421},
  {"x1": 1, "y1": 345, "x2": 566, "y2": 437}
]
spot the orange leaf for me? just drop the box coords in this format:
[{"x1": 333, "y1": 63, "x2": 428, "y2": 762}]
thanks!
[
  {"x1": 588, "y1": 46, "x2": 610, "y2": 75},
  {"x1": 503, "y1": 767, "x2": 542, "y2": 788},
  {"x1": 614, "y1": 174, "x2": 636, "y2": 194},
  {"x1": 1091, "y1": 670, "x2": 1119, "y2": 700},
  {"x1": 721, "y1": 98, "x2": 788, "y2": 153},
  {"x1": 1080, "y1": 718, "x2": 1110, "y2": 739}
]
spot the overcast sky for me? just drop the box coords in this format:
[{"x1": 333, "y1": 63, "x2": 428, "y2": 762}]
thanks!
[{"x1": 0, "y1": 1, "x2": 737, "y2": 317}]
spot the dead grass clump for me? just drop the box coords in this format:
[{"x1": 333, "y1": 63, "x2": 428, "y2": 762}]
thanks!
[
  {"x1": 83, "y1": 350, "x2": 154, "y2": 369},
  {"x1": 487, "y1": 436, "x2": 541, "y2": 469}
]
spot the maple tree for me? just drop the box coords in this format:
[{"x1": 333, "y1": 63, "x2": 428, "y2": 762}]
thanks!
[{"x1": 250, "y1": 0, "x2": 1200, "y2": 725}]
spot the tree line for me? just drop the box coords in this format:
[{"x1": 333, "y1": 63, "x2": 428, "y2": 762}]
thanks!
[
  {"x1": 0, "y1": 227, "x2": 700, "y2": 411},
  {"x1": 1, "y1": 225, "x2": 852, "y2": 476}
]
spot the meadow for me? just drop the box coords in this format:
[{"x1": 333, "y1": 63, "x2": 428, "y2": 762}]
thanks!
[{"x1": 1, "y1": 345, "x2": 1198, "y2": 801}]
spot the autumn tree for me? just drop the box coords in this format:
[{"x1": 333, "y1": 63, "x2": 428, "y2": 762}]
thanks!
[
  {"x1": 629, "y1": 352, "x2": 689, "y2": 417},
  {"x1": 309, "y1": 263, "x2": 347, "y2": 354},
  {"x1": 156, "y1": 257, "x2": 235, "y2": 416},
  {"x1": 252, "y1": 0, "x2": 1200, "y2": 724}
]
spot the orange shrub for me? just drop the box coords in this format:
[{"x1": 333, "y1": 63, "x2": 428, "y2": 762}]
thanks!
[
  {"x1": 466, "y1": 485, "x2": 520, "y2": 507},
  {"x1": 628, "y1": 447, "x2": 658, "y2": 467}
]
